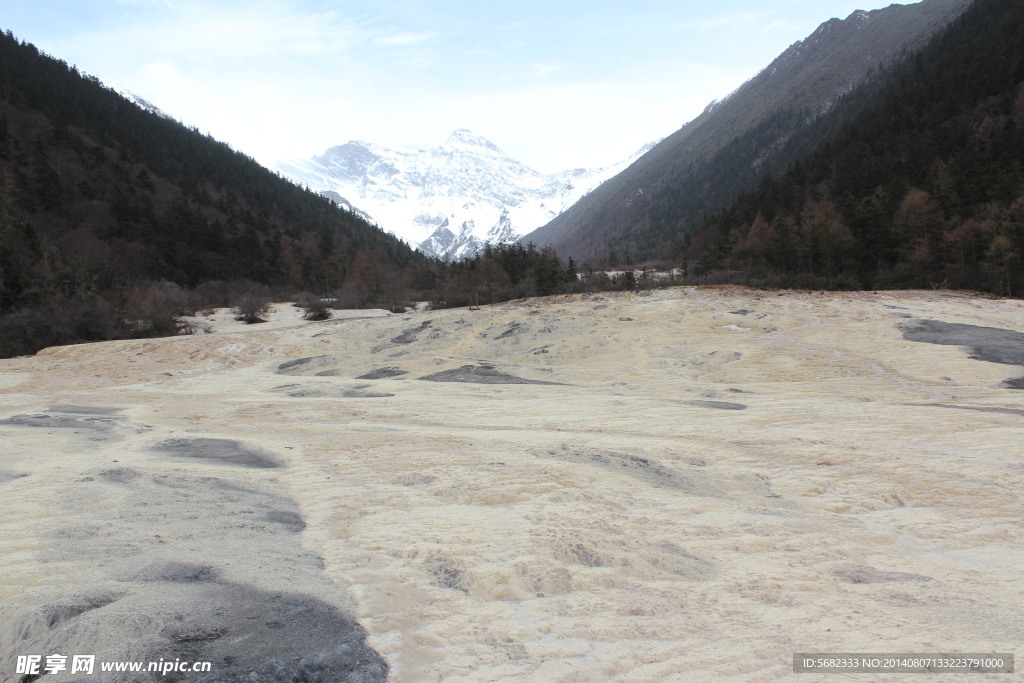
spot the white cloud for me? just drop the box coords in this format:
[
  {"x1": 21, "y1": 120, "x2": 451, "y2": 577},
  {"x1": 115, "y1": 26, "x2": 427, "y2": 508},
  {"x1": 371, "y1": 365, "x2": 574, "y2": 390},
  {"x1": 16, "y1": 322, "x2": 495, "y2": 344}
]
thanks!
[{"x1": 372, "y1": 31, "x2": 436, "y2": 48}]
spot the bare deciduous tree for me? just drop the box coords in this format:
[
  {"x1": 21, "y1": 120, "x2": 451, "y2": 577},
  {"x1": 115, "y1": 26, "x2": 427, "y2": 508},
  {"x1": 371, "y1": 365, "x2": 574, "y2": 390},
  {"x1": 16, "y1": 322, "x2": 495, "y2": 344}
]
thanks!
[{"x1": 233, "y1": 296, "x2": 271, "y2": 324}]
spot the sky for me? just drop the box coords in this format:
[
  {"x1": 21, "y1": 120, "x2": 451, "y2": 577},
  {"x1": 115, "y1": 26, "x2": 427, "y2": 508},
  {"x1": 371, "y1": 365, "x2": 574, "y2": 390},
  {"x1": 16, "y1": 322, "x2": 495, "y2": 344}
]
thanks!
[{"x1": 4, "y1": 0, "x2": 912, "y2": 174}]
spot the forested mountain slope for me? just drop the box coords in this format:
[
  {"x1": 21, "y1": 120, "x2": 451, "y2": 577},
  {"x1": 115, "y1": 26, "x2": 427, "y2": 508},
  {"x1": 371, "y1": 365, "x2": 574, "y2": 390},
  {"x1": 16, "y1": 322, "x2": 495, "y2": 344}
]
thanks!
[
  {"x1": 0, "y1": 30, "x2": 430, "y2": 355},
  {"x1": 690, "y1": 0, "x2": 1024, "y2": 295},
  {"x1": 522, "y1": 0, "x2": 969, "y2": 263}
]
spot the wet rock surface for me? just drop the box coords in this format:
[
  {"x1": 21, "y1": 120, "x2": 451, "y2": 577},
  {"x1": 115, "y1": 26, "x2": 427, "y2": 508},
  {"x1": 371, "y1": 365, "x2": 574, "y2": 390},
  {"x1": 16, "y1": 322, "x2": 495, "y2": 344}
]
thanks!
[
  {"x1": 419, "y1": 364, "x2": 565, "y2": 385},
  {"x1": 3, "y1": 421, "x2": 385, "y2": 682},
  {"x1": 683, "y1": 399, "x2": 748, "y2": 410},
  {"x1": 270, "y1": 383, "x2": 394, "y2": 399},
  {"x1": 900, "y1": 319, "x2": 1024, "y2": 387},
  {"x1": 151, "y1": 438, "x2": 282, "y2": 469},
  {"x1": 903, "y1": 402, "x2": 1024, "y2": 416},
  {"x1": 0, "y1": 405, "x2": 146, "y2": 441},
  {"x1": 355, "y1": 367, "x2": 408, "y2": 380}
]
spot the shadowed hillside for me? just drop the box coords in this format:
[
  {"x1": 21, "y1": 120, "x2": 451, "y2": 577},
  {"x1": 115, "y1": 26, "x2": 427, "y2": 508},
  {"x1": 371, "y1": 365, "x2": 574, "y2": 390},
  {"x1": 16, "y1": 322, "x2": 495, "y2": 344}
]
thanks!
[
  {"x1": 688, "y1": 0, "x2": 1024, "y2": 294},
  {"x1": 0, "y1": 30, "x2": 432, "y2": 355},
  {"x1": 522, "y1": 0, "x2": 969, "y2": 263}
]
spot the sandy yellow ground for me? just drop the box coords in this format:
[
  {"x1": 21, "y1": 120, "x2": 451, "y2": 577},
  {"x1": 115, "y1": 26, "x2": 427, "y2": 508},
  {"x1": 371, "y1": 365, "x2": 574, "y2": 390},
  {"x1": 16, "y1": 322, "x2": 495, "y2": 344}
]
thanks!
[{"x1": 1, "y1": 287, "x2": 1021, "y2": 681}]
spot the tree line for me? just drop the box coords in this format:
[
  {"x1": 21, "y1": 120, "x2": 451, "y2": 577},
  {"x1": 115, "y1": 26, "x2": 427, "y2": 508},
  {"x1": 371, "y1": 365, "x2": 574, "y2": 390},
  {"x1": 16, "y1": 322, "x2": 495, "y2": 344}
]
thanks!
[
  {"x1": 678, "y1": 0, "x2": 1024, "y2": 295},
  {"x1": 0, "y1": 29, "x2": 430, "y2": 355}
]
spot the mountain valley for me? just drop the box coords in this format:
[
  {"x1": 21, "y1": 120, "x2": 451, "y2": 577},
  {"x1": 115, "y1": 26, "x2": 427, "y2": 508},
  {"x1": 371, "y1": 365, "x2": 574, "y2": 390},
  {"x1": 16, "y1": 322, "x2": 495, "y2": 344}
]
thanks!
[{"x1": 278, "y1": 130, "x2": 653, "y2": 260}]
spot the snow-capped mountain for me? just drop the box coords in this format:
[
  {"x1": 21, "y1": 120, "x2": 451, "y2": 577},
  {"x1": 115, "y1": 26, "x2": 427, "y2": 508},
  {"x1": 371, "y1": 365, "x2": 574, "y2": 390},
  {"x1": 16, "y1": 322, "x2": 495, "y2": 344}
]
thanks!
[{"x1": 276, "y1": 129, "x2": 651, "y2": 260}]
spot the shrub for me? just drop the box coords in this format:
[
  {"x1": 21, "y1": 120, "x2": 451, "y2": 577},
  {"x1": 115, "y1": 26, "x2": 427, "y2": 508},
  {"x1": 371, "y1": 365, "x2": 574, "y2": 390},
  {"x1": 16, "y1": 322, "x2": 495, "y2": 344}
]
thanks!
[
  {"x1": 179, "y1": 320, "x2": 214, "y2": 334},
  {"x1": 125, "y1": 283, "x2": 185, "y2": 336},
  {"x1": 233, "y1": 296, "x2": 271, "y2": 324},
  {"x1": 300, "y1": 298, "x2": 332, "y2": 321}
]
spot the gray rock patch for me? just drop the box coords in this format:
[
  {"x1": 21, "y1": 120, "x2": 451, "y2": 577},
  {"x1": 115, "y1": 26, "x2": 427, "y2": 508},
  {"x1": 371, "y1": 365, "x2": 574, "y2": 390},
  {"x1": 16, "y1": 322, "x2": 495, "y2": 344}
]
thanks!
[
  {"x1": 419, "y1": 364, "x2": 565, "y2": 385},
  {"x1": 1, "y1": 413, "x2": 121, "y2": 430},
  {"x1": 356, "y1": 367, "x2": 408, "y2": 379},
  {"x1": 270, "y1": 384, "x2": 393, "y2": 399},
  {"x1": 5, "y1": 463, "x2": 387, "y2": 683},
  {"x1": 99, "y1": 467, "x2": 144, "y2": 484},
  {"x1": 276, "y1": 355, "x2": 347, "y2": 376},
  {"x1": 0, "y1": 469, "x2": 28, "y2": 484},
  {"x1": 136, "y1": 561, "x2": 220, "y2": 583},
  {"x1": 266, "y1": 509, "x2": 306, "y2": 532},
  {"x1": 341, "y1": 390, "x2": 394, "y2": 398},
  {"x1": 48, "y1": 405, "x2": 124, "y2": 415},
  {"x1": 277, "y1": 356, "x2": 327, "y2": 372},
  {"x1": 15, "y1": 580, "x2": 388, "y2": 683},
  {"x1": 391, "y1": 320, "x2": 431, "y2": 345},
  {"x1": 0, "y1": 405, "x2": 145, "y2": 441},
  {"x1": 151, "y1": 438, "x2": 281, "y2": 469},
  {"x1": 903, "y1": 403, "x2": 1024, "y2": 417},
  {"x1": 684, "y1": 400, "x2": 748, "y2": 411},
  {"x1": 899, "y1": 319, "x2": 1024, "y2": 388},
  {"x1": 496, "y1": 322, "x2": 524, "y2": 339}
]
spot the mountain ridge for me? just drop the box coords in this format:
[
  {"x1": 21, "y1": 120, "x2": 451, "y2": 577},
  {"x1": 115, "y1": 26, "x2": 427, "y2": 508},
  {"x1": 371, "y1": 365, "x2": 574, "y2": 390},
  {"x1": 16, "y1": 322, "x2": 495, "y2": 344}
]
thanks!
[
  {"x1": 686, "y1": 0, "x2": 1024, "y2": 295},
  {"x1": 521, "y1": 0, "x2": 971, "y2": 263},
  {"x1": 0, "y1": 29, "x2": 427, "y2": 355}
]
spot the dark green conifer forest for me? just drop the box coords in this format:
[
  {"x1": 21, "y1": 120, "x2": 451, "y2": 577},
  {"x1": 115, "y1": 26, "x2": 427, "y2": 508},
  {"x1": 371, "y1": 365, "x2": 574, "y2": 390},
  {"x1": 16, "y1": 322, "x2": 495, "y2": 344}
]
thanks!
[
  {"x1": 685, "y1": 0, "x2": 1024, "y2": 294},
  {"x1": 0, "y1": 29, "x2": 438, "y2": 355}
]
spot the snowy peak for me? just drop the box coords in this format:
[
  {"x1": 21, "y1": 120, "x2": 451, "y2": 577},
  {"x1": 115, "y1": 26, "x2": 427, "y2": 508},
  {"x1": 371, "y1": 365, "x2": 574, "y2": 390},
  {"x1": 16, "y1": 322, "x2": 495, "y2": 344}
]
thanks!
[
  {"x1": 443, "y1": 128, "x2": 506, "y2": 155},
  {"x1": 311, "y1": 142, "x2": 381, "y2": 182},
  {"x1": 277, "y1": 130, "x2": 651, "y2": 260}
]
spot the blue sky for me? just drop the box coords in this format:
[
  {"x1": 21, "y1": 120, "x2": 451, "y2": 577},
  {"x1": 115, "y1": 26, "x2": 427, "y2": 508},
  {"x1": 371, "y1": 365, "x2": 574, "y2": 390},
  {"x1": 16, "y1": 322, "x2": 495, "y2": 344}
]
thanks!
[{"x1": 4, "y1": 0, "x2": 908, "y2": 172}]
